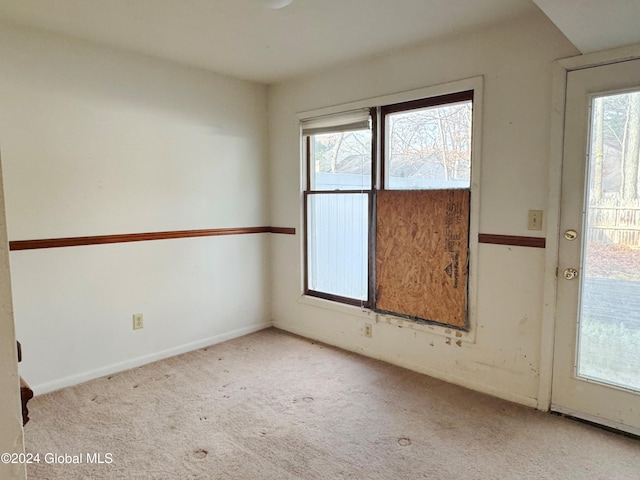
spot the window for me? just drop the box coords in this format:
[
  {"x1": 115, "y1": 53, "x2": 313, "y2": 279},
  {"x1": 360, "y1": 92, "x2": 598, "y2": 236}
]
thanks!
[
  {"x1": 303, "y1": 89, "x2": 476, "y2": 329},
  {"x1": 303, "y1": 109, "x2": 373, "y2": 305},
  {"x1": 382, "y1": 92, "x2": 473, "y2": 190}
]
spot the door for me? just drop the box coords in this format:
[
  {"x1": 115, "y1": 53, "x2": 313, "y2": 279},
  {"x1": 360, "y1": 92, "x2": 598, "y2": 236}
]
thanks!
[{"x1": 552, "y1": 58, "x2": 640, "y2": 435}]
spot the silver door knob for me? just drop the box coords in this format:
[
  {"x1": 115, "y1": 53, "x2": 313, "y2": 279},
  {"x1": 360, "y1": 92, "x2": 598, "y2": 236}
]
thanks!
[{"x1": 563, "y1": 268, "x2": 578, "y2": 280}]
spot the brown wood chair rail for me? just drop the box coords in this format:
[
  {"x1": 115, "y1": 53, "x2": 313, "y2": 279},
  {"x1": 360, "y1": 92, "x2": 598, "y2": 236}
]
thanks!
[{"x1": 17, "y1": 341, "x2": 34, "y2": 426}]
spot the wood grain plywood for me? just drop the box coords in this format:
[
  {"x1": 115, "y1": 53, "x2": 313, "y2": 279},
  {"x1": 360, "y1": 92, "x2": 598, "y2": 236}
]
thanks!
[{"x1": 376, "y1": 189, "x2": 469, "y2": 328}]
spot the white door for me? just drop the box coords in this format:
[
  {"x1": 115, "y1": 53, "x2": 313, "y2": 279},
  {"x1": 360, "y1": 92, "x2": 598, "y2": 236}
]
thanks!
[{"x1": 552, "y1": 58, "x2": 640, "y2": 435}]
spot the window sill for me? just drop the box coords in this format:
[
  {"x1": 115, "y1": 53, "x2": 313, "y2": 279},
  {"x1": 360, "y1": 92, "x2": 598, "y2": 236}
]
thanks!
[
  {"x1": 298, "y1": 295, "x2": 476, "y2": 344},
  {"x1": 298, "y1": 294, "x2": 374, "y2": 320}
]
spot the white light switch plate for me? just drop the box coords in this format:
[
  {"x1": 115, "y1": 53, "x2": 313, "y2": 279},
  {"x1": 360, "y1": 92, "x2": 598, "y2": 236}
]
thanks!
[{"x1": 528, "y1": 210, "x2": 543, "y2": 231}]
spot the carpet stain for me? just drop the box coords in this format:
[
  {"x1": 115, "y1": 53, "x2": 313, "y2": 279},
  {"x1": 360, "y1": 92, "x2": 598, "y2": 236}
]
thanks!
[
  {"x1": 192, "y1": 449, "x2": 208, "y2": 459},
  {"x1": 398, "y1": 438, "x2": 412, "y2": 446},
  {"x1": 293, "y1": 396, "x2": 314, "y2": 404}
]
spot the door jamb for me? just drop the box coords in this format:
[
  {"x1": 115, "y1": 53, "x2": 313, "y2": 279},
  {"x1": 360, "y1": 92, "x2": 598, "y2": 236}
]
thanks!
[{"x1": 538, "y1": 43, "x2": 640, "y2": 411}]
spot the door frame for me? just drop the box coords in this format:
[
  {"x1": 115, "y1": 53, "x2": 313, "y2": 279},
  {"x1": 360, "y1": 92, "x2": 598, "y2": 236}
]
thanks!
[
  {"x1": 0, "y1": 150, "x2": 27, "y2": 479},
  {"x1": 539, "y1": 43, "x2": 640, "y2": 412}
]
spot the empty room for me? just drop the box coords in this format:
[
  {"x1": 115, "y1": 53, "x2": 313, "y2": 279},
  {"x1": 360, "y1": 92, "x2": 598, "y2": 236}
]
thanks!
[{"x1": 1, "y1": 1, "x2": 639, "y2": 478}]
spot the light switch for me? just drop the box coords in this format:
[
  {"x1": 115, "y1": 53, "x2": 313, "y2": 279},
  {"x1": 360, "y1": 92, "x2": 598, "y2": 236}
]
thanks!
[{"x1": 528, "y1": 210, "x2": 543, "y2": 231}]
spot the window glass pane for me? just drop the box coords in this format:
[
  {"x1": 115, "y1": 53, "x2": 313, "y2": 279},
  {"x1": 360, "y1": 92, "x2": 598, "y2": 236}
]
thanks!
[
  {"x1": 307, "y1": 193, "x2": 368, "y2": 300},
  {"x1": 577, "y1": 91, "x2": 640, "y2": 392},
  {"x1": 386, "y1": 100, "x2": 472, "y2": 189},
  {"x1": 310, "y1": 130, "x2": 371, "y2": 190}
]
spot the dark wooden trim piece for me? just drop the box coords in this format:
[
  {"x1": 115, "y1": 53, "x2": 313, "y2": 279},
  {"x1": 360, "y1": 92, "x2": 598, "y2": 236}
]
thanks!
[
  {"x1": 306, "y1": 189, "x2": 374, "y2": 195},
  {"x1": 370, "y1": 106, "x2": 378, "y2": 190},
  {"x1": 306, "y1": 135, "x2": 312, "y2": 190},
  {"x1": 270, "y1": 227, "x2": 296, "y2": 235},
  {"x1": 380, "y1": 90, "x2": 474, "y2": 116},
  {"x1": 369, "y1": 107, "x2": 378, "y2": 306},
  {"x1": 368, "y1": 190, "x2": 377, "y2": 308},
  {"x1": 380, "y1": 105, "x2": 387, "y2": 190},
  {"x1": 478, "y1": 234, "x2": 546, "y2": 249},
  {"x1": 10, "y1": 226, "x2": 296, "y2": 251},
  {"x1": 303, "y1": 192, "x2": 310, "y2": 295},
  {"x1": 306, "y1": 289, "x2": 369, "y2": 309}
]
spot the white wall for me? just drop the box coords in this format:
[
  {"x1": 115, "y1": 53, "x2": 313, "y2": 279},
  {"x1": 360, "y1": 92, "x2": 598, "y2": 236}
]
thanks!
[
  {"x1": 0, "y1": 156, "x2": 25, "y2": 480},
  {"x1": 269, "y1": 10, "x2": 579, "y2": 407},
  {"x1": 0, "y1": 22, "x2": 271, "y2": 394}
]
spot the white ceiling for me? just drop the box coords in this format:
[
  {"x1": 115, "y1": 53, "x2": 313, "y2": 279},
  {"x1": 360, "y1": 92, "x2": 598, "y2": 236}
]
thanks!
[
  {"x1": 0, "y1": 0, "x2": 638, "y2": 84},
  {"x1": 533, "y1": 0, "x2": 640, "y2": 54}
]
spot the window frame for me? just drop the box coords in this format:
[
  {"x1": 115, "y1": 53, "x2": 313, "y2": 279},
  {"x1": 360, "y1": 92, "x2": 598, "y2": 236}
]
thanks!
[
  {"x1": 303, "y1": 112, "x2": 377, "y2": 307},
  {"x1": 299, "y1": 78, "x2": 482, "y2": 339},
  {"x1": 380, "y1": 90, "x2": 474, "y2": 190}
]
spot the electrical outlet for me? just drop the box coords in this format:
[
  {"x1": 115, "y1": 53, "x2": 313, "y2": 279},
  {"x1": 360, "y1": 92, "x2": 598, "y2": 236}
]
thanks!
[
  {"x1": 364, "y1": 323, "x2": 372, "y2": 338},
  {"x1": 528, "y1": 210, "x2": 543, "y2": 231},
  {"x1": 133, "y1": 313, "x2": 144, "y2": 330}
]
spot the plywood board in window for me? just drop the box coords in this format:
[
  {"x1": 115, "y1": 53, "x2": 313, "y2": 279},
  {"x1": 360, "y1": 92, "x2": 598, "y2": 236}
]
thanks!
[{"x1": 375, "y1": 189, "x2": 469, "y2": 328}]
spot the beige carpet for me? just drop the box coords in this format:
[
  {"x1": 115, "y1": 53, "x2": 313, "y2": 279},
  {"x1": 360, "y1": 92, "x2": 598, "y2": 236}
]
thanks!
[{"x1": 24, "y1": 328, "x2": 640, "y2": 479}]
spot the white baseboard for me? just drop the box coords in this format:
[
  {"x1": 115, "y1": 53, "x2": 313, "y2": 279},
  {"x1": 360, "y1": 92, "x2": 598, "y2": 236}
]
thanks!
[
  {"x1": 32, "y1": 321, "x2": 273, "y2": 395},
  {"x1": 274, "y1": 321, "x2": 538, "y2": 409}
]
